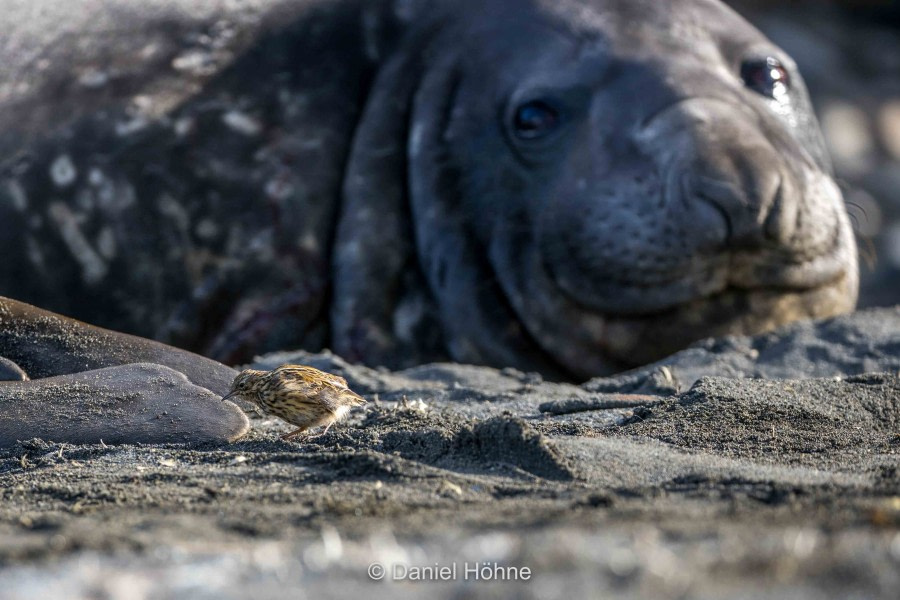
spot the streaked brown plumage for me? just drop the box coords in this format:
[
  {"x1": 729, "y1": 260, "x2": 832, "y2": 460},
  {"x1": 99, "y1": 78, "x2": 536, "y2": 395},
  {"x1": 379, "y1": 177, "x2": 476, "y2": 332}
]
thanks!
[{"x1": 222, "y1": 364, "x2": 366, "y2": 440}]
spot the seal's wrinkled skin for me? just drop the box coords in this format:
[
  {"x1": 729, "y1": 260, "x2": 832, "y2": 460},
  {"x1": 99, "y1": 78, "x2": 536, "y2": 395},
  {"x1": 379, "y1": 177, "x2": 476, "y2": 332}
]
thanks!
[{"x1": 0, "y1": 0, "x2": 857, "y2": 382}]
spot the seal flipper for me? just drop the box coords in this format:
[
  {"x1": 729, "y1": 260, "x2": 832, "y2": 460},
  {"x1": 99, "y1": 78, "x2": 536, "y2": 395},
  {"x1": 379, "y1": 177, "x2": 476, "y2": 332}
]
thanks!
[
  {"x1": 0, "y1": 363, "x2": 249, "y2": 447},
  {"x1": 0, "y1": 297, "x2": 236, "y2": 395},
  {"x1": 332, "y1": 29, "x2": 447, "y2": 369},
  {"x1": 0, "y1": 357, "x2": 28, "y2": 382}
]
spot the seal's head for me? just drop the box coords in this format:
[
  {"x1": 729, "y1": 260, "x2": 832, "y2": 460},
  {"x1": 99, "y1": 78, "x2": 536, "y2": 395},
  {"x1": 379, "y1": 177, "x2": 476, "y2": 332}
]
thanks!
[{"x1": 336, "y1": 0, "x2": 858, "y2": 378}]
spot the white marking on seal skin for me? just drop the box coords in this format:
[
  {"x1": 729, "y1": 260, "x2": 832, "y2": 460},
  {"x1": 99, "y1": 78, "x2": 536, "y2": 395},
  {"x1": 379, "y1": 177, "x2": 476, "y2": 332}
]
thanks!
[
  {"x1": 172, "y1": 50, "x2": 216, "y2": 76},
  {"x1": 174, "y1": 117, "x2": 196, "y2": 138},
  {"x1": 298, "y1": 138, "x2": 324, "y2": 151},
  {"x1": 247, "y1": 229, "x2": 275, "y2": 261},
  {"x1": 116, "y1": 116, "x2": 150, "y2": 137},
  {"x1": 88, "y1": 169, "x2": 105, "y2": 186},
  {"x1": 26, "y1": 237, "x2": 44, "y2": 269},
  {"x1": 394, "y1": 296, "x2": 425, "y2": 342},
  {"x1": 337, "y1": 239, "x2": 363, "y2": 263},
  {"x1": 4, "y1": 179, "x2": 28, "y2": 212},
  {"x1": 157, "y1": 195, "x2": 190, "y2": 233},
  {"x1": 362, "y1": 7, "x2": 381, "y2": 62},
  {"x1": 265, "y1": 178, "x2": 295, "y2": 201},
  {"x1": 50, "y1": 155, "x2": 77, "y2": 188},
  {"x1": 96, "y1": 227, "x2": 117, "y2": 260},
  {"x1": 131, "y1": 95, "x2": 154, "y2": 114},
  {"x1": 78, "y1": 69, "x2": 109, "y2": 89},
  {"x1": 195, "y1": 219, "x2": 219, "y2": 241},
  {"x1": 89, "y1": 170, "x2": 136, "y2": 213},
  {"x1": 75, "y1": 189, "x2": 94, "y2": 212},
  {"x1": 409, "y1": 122, "x2": 425, "y2": 159},
  {"x1": 298, "y1": 231, "x2": 319, "y2": 253},
  {"x1": 222, "y1": 110, "x2": 262, "y2": 137},
  {"x1": 393, "y1": 0, "x2": 416, "y2": 21},
  {"x1": 48, "y1": 202, "x2": 108, "y2": 284},
  {"x1": 140, "y1": 42, "x2": 160, "y2": 60}
]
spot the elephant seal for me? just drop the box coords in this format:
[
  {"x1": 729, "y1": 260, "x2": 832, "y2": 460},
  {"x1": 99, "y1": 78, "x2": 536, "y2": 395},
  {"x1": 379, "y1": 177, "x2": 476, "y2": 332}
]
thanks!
[
  {"x1": 0, "y1": 357, "x2": 29, "y2": 382},
  {"x1": 0, "y1": 297, "x2": 249, "y2": 446},
  {"x1": 0, "y1": 0, "x2": 857, "y2": 385},
  {"x1": 0, "y1": 363, "x2": 249, "y2": 446}
]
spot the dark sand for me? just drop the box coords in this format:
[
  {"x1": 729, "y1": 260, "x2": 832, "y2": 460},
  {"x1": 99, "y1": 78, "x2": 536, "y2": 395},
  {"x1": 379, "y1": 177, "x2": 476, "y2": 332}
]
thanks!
[
  {"x1": 0, "y1": 308, "x2": 898, "y2": 598},
  {"x1": 0, "y1": 1, "x2": 897, "y2": 596}
]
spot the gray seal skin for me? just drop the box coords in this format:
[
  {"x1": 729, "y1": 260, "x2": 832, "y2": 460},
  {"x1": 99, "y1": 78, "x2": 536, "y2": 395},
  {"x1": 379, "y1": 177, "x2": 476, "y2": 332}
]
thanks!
[
  {"x1": 0, "y1": 297, "x2": 249, "y2": 446},
  {"x1": 0, "y1": 363, "x2": 249, "y2": 446},
  {"x1": 0, "y1": 0, "x2": 858, "y2": 382}
]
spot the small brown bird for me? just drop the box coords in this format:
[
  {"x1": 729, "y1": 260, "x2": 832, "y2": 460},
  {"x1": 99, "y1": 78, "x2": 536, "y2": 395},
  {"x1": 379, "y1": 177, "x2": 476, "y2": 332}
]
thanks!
[{"x1": 222, "y1": 364, "x2": 366, "y2": 440}]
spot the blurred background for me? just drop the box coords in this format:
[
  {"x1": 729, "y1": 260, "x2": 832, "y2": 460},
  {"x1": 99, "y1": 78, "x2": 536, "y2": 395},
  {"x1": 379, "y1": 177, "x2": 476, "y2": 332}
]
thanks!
[{"x1": 728, "y1": 0, "x2": 900, "y2": 307}]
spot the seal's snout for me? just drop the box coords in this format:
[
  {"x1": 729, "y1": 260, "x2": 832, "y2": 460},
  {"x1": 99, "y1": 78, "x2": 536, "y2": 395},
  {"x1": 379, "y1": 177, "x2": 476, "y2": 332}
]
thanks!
[
  {"x1": 682, "y1": 145, "x2": 791, "y2": 249},
  {"x1": 643, "y1": 97, "x2": 801, "y2": 252}
]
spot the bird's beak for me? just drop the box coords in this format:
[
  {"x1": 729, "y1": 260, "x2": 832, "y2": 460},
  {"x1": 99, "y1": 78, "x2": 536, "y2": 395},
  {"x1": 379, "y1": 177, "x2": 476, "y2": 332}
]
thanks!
[{"x1": 221, "y1": 391, "x2": 237, "y2": 402}]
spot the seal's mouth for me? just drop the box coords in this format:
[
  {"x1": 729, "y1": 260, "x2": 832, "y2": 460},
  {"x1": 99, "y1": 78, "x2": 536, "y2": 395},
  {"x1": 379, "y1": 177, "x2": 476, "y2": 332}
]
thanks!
[
  {"x1": 540, "y1": 187, "x2": 852, "y2": 317},
  {"x1": 524, "y1": 219, "x2": 858, "y2": 378},
  {"x1": 545, "y1": 246, "x2": 851, "y2": 318},
  {"x1": 595, "y1": 270, "x2": 855, "y2": 368},
  {"x1": 537, "y1": 264, "x2": 856, "y2": 378}
]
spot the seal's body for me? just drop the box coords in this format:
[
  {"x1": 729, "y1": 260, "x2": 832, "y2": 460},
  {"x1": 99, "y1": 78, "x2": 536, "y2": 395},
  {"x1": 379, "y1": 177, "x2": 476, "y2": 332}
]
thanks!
[{"x1": 1, "y1": 0, "x2": 856, "y2": 385}]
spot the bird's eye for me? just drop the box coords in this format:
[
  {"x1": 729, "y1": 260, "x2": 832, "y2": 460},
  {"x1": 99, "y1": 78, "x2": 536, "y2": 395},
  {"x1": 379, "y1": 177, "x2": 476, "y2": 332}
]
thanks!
[
  {"x1": 740, "y1": 57, "x2": 791, "y2": 100},
  {"x1": 512, "y1": 100, "x2": 561, "y2": 140}
]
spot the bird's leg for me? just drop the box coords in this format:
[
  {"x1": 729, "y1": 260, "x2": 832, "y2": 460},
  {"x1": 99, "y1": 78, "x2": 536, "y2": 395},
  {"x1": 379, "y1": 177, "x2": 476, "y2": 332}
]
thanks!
[
  {"x1": 305, "y1": 421, "x2": 335, "y2": 440},
  {"x1": 281, "y1": 426, "x2": 308, "y2": 441}
]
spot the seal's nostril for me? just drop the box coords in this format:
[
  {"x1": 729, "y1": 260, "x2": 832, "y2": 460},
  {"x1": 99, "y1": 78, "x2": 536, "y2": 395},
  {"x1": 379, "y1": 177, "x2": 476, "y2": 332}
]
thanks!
[
  {"x1": 682, "y1": 157, "x2": 787, "y2": 249},
  {"x1": 680, "y1": 172, "x2": 732, "y2": 248},
  {"x1": 762, "y1": 175, "x2": 795, "y2": 244}
]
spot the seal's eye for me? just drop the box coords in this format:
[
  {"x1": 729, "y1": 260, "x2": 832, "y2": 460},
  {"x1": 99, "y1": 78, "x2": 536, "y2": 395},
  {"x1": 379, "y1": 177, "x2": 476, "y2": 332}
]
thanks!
[
  {"x1": 513, "y1": 100, "x2": 561, "y2": 139},
  {"x1": 740, "y1": 57, "x2": 791, "y2": 100}
]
